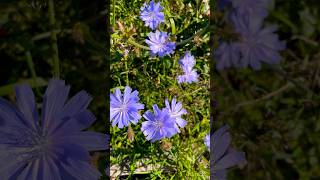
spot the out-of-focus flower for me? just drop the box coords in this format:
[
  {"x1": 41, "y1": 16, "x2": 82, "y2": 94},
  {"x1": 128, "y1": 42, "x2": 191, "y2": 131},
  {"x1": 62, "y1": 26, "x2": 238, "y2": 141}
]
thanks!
[
  {"x1": 0, "y1": 79, "x2": 108, "y2": 179},
  {"x1": 214, "y1": 41, "x2": 240, "y2": 70},
  {"x1": 230, "y1": 0, "x2": 270, "y2": 20},
  {"x1": 141, "y1": 104, "x2": 177, "y2": 142},
  {"x1": 217, "y1": 0, "x2": 232, "y2": 10},
  {"x1": 165, "y1": 98, "x2": 187, "y2": 132},
  {"x1": 210, "y1": 125, "x2": 246, "y2": 180},
  {"x1": 110, "y1": 86, "x2": 144, "y2": 128},
  {"x1": 140, "y1": 0, "x2": 165, "y2": 30},
  {"x1": 216, "y1": 15, "x2": 286, "y2": 70},
  {"x1": 146, "y1": 30, "x2": 176, "y2": 57},
  {"x1": 232, "y1": 16, "x2": 286, "y2": 70}
]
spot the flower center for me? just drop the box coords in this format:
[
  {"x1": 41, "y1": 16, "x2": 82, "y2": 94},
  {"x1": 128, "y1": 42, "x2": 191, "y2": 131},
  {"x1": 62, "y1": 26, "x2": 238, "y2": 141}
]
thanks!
[
  {"x1": 154, "y1": 120, "x2": 163, "y2": 129},
  {"x1": 120, "y1": 103, "x2": 128, "y2": 113},
  {"x1": 5, "y1": 126, "x2": 51, "y2": 161}
]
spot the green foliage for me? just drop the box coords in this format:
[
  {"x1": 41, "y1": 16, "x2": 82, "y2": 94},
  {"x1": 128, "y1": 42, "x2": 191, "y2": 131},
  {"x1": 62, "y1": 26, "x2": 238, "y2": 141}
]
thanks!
[{"x1": 111, "y1": 0, "x2": 210, "y2": 179}]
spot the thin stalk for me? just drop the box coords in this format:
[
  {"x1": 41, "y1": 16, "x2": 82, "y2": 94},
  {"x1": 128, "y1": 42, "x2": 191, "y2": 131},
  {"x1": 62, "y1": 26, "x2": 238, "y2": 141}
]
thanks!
[
  {"x1": 270, "y1": 65, "x2": 313, "y2": 95},
  {"x1": 25, "y1": 51, "x2": 41, "y2": 96},
  {"x1": 127, "y1": 39, "x2": 150, "y2": 50},
  {"x1": 31, "y1": 29, "x2": 72, "y2": 41},
  {"x1": 124, "y1": 59, "x2": 129, "y2": 86},
  {"x1": 48, "y1": 0, "x2": 60, "y2": 78},
  {"x1": 176, "y1": 25, "x2": 210, "y2": 47}
]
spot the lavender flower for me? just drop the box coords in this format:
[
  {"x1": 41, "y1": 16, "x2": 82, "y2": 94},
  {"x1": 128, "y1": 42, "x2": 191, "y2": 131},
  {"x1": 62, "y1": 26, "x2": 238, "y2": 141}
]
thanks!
[
  {"x1": 0, "y1": 79, "x2": 107, "y2": 179},
  {"x1": 232, "y1": 16, "x2": 286, "y2": 70},
  {"x1": 177, "y1": 52, "x2": 199, "y2": 83},
  {"x1": 179, "y1": 51, "x2": 196, "y2": 69},
  {"x1": 141, "y1": 104, "x2": 177, "y2": 142},
  {"x1": 110, "y1": 86, "x2": 144, "y2": 128},
  {"x1": 204, "y1": 134, "x2": 210, "y2": 150},
  {"x1": 177, "y1": 66, "x2": 199, "y2": 84},
  {"x1": 214, "y1": 41, "x2": 240, "y2": 70},
  {"x1": 146, "y1": 30, "x2": 176, "y2": 57},
  {"x1": 165, "y1": 98, "x2": 187, "y2": 132},
  {"x1": 140, "y1": 0, "x2": 165, "y2": 30},
  {"x1": 210, "y1": 125, "x2": 246, "y2": 180}
]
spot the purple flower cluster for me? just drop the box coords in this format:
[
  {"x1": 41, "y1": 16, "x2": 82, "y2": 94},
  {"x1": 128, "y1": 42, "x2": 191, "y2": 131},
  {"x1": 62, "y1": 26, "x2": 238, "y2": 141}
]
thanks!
[
  {"x1": 141, "y1": 1, "x2": 176, "y2": 57},
  {"x1": 110, "y1": 86, "x2": 187, "y2": 141},
  {"x1": 177, "y1": 51, "x2": 199, "y2": 84},
  {"x1": 0, "y1": 79, "x2": 108, "y2": 179},
  {"x1": 215, "y1": 0, "x2": 286, "y2": 70},
  {"x1": 206, "y1": 125, "x2": 246, "y2": 179},
  {"x1": 141, "y1": 98, "x2": 187, "y2": 142}
]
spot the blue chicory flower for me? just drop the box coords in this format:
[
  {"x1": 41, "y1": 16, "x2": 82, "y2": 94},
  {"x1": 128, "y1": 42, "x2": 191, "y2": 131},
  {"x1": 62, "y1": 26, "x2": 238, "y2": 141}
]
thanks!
[
  {"x1": 110, "y1": 86, "x2": 144, "y2": 128},
  {"x1": 140, "y1": 0, "x2": 165, "y2": 30},
  {"x1": 177, "y1": 52, "x2": 199, "y2": 83},
  {"x1": 146, "y1": 30, "x2": 176, "y2": 57},
  {"x1": 179, "y1": 51, "x2": 196, "y2": 69},
  {"x1": 177, "y1": 66, "x2": 199, "y2": 84},
  {"x1": 165, "y1": 98, "x2": 187, "y2": 132},
  {"x1": 0, "y1": 79, "x2": 108, "y2": 179},
  {"x1": 141, "y1": 104, "x2": 177, "y2": 142},
  {"x1": 210, "y1": 125, "x2": 246, "y2": 180}
]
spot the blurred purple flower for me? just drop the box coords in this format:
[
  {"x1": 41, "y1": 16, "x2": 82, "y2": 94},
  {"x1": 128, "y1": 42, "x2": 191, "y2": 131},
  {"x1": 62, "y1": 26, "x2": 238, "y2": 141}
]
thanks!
[
  {"x1": 230, "y1": 0, "x2": 270, "y2": 20},
  {"x1": 141, "y1": 104, "x2": 177, "y2": 142},
  {"x1": 210, "y1": 125, "x2": 246, "y2": 179},
  {"x1": 204, "y1": 134, "x2": 210, "y2": 150},
  {"x1": 232, "y1": 16, "x2": 286, "y2": 70},
  {"x1": 0, "y1": 79, "x2": 108, "y2": 179},
  {"x1": 140, "y1": 0, "x2": 165, "y2": 30},
  {"x1": 216, "y1": 16, "x2": 286, "y2": 70},
  {"x1": 214, "y1": 41, "x2": 240, "y2": 70},
  {"x1": 110, "y1": 86, "x2": 144, "y2": 128},
  {"x1": 165, "y1": 98, "x2": 187, "y2": 132},
  {"x1": 179, "y1": 51, "x2": 196, "y2": 69},
  {"x1": 146, "y1": 30, "x2": 176, "y2": 57},
  {"x1": 217, "y1": 0, "x2": 232, "y2": 10}
]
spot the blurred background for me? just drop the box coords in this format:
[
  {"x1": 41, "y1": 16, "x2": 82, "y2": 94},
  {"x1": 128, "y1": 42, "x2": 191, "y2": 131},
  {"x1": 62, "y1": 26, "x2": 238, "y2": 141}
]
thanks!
[
  {"x1": 0, "y1": 0, "x2": 108, "y2": 178},
  {"x1": 213, "y1": 0, "x2": 320, "y2": 179}
]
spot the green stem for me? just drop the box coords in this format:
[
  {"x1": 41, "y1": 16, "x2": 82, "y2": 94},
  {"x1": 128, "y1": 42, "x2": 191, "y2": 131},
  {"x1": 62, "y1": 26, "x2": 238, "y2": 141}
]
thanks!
[
  {"x1": 124, "y1": 59, "x2": 129, "y2": 86},
  {"x1": 112, "y1": 0, "x2": 116, "y2": 27},
  {"x1": 48, "y1": 0, "x2": 60, "y2": 78},
  {"x1": 25, "y1": 51, "x2": 41, "y2": 96},
  {"x1": 176, "y1": 25, "x2": 210, "y2": 47},
  {"x1": 31, "y1": 29, "x2": 72, "y2": 41},
  {"x1": 270, "y1": 65, "x2": 313, "y2": 95},
  {"x1": 127, "y1": 39, "x2": 150, "y2": 50}
]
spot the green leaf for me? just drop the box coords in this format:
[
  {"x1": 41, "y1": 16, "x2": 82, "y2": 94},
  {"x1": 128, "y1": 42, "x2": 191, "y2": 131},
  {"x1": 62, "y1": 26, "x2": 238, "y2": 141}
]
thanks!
[{"x1": 0, "y1": 77, "x2": 47, "y2": 97}]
